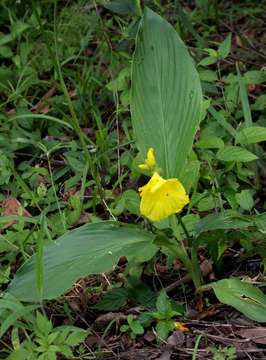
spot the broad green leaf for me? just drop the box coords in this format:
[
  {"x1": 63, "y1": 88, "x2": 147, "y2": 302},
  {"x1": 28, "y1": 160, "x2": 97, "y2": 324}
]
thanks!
[
  {"x1": 216, "y1": 145, "x2": 258, "y2": 162},
  {"x1": 212, "y1": 278, "x2": 266, "y2": 322},
  {"x1": 236, "y1": 126, "x2": 266, "y2": 145},
  {"x1": 131, "y1": 8, "x2": 203, "y2": 178},
  {"x1": 235, "y1": 190, "x2": 254, "y2": 211},
  {"x1": 103, "y1": 0, "x2": 141, "y2": 15},
  {"x1": 195, "y1": 212, "x2": 252, "y2": 236},
  {"x1": 179, "y1": 160, "x2": 200, "y2": 193},
  {"x1": 8, "y1": 222, "x2": 156, "y2": 302}
]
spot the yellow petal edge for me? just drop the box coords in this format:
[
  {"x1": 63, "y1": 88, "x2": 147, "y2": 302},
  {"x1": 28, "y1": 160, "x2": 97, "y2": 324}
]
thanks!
[{"x1": 139, "y1": 172, "x2": 189, "y2": 222}]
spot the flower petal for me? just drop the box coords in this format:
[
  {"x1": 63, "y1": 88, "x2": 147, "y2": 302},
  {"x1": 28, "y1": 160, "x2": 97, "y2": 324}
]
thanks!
[
  {"x1": 138, "y1": 147, "x2": 156, "y2": 171},
  {"x1": 139, "y1": 173, "x2": 189, "y2": 221},
  {"x1": 146, "y1": 148, "x2": 156, "y2": 168}
]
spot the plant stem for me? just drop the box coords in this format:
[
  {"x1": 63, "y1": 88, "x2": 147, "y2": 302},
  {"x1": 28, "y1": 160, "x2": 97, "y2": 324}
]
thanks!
[
  {"x1": 169, "y1": 215, "x2": 201, "y2": 289},
  {"x1": 177, "y1": 215, "x2": 190, "y2": 242}
]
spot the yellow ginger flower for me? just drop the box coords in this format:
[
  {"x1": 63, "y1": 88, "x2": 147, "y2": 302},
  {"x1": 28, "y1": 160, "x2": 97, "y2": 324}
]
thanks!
[
  {"x1": 174, "y1": 322, "x2": 189, "y2": 332},
  {"x1": 138, "y1": 172, "x2": 189, "y2": 222},
  {"x1": 138, "y1": 147, "x2": 156, "y2": 171}
]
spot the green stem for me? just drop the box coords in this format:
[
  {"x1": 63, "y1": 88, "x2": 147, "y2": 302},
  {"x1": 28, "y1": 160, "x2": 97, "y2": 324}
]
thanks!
[
  {"x1": 169, "y1": 215, "x2": 201, "y2": 289},
  {"x1": 177, "y1": 215, "x2": 191, "y2": 243},
  {"x1": 178, "y1": 215, "x2": 203, "y2": 287}
]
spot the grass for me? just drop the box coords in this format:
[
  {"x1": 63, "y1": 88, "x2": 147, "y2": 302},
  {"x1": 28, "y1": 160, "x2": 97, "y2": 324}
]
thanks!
[{"x1": 0, "y1": 0, "x2": 266, "y2": 359}]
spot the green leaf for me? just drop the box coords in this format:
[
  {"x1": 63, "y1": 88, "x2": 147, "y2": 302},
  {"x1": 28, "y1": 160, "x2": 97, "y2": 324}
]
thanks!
[
  {"x1": 195, "y1": 212, "x2": 252, "y2": 236},
  {"x1": 236, "y1": 126, "x2": 266, "y2": 145},
  {"x1": 103, "y1": 0, "x2": 141, "y2": 15},
  {"x1": 212, "y1": 278, "x2": 266, "y2": 322},
  {"x1": 155, "y1": 320, "x2": 174, "y2": 340},
  {"x1": 243, "y1": 70, "x2": 266, "y2": 85},
  {"x1": 131, "y1": 8, "x2": 203, "y2": 177},
  {"x1": 65, "y1": 329, "x2": 88, "y2": 346},
  {"x1": 179, "y1": 160, "x2": 200, "y2": 193},
  {"x1": 6, "y1": 348, "x2": 29, "y2": 360},
  {"x1": 120, "y1": 324, "x2": 129, "y2": 332},
  {"x1": 0, "y1": 46, "x2": 13, "y2": 58},
  {"x1": 130, "y1": 320, "x2": 144, "y2": 335},
  {"x1": 208, "y1": 106, "x2": 236, "y2": 138},
  {"x1": 57, "y1": 345, "x2": 73, "y2": 358},
  {"x1": 216, "y1": 146, "x2": 258, "y2": 162},
  {"x1": 237, "y1": 65, "x2": 252, "y2": 127},
  {"x1": 0, "y1": 67, "x2": 13, "y2": 84},
  {"x1": 11, "y1": 21, "x2": 30, "y2": 38},
  {"x1": 8, "y1": 222, "x2": 156, "y2": 302},
  {"x1": 217, "y1": 33, "x2": 232, "y2": 59},
  {"x1": 65, "y1": 153, "x2": 85, "y2": 173},
  {"x1": 199, "y1": 69, "x2": 218, "y2": 82},
  {"x1": 0, "y1": 265, "x2": 10, "y2": 285},
  {"x1": 198, "y1": 56, "x2": 217, "y2": 67},
  {"x1": 255, "y1": 213, "x2": 266, "y2": 234},
  {"x1": 197, "y1": 195, "x2": 220, "y2": 212},
  {"x1": 93, "y1": 288, "x2": 128, "y2": 311},
  {"x1": 0, "y1": 152, "x2": 12, "y2": 185},
  {"x1": 36, "y1": 311, "x2": 52, "y2": 336},
  {"x1": 196, "y1": 135, "x2": 224, "y2": 149},
  {"x1": 112, "y1": 190, "x2": 140, "y2": 216},
  {"x1": 156, "y1": 291, "x2": 172, "y2": 314},
  {"x1": 106, "y1": 68, "x2": 130, "y2": 92},
  {"x1": 127, "y1": 279, "x2": 156, "y2": 309},
  {"x1": 252, "y1": 94, "x2": 266, "y2": 111},
  {"x1": 235, "y1": 190, "x2": 254, "y2": 211},
  {"x1": 0, "y1": 295, "x2": 38, "y2": 338}
]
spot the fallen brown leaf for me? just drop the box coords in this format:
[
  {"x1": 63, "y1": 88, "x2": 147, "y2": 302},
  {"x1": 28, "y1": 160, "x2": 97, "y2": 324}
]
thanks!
[{"x1": 1, "y1": 198, "x2": 31, "y2": 230}]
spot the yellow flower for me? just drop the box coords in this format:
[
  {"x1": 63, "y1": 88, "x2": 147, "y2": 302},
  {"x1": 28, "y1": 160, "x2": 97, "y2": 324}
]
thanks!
[
  {"x1": 174, "y1": 322, "x2": 189, "y2": 332},
  {"x1": 138, "y1": 148, "x2": 156, "y2": 171},
  {"x1": 138, "y1": 172, "x2": 189, "y2": 222}
]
